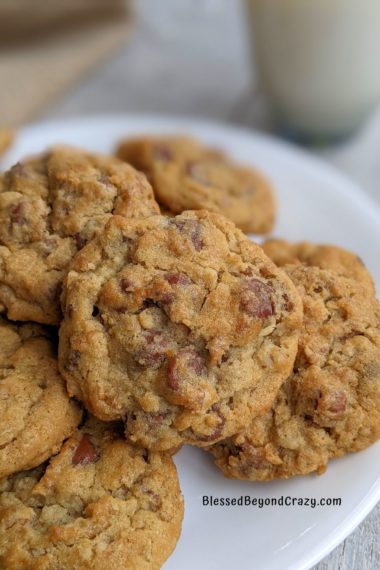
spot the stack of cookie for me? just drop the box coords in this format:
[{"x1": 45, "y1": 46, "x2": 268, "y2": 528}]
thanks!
[
  {"x1": 0, "y1": 136, "x2": 379, "y2": 569},
  {"x1": 115, "y1": 135, "x2": 380, "y2": 481},
  {"x1": 0, "y1": 148, "x2": 183, "y2": 570}
]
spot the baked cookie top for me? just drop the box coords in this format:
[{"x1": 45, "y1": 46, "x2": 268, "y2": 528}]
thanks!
[
  {"x1": 209, "y1": 265, "x2": 380, "y2": 480},
  {"x1": 0, "y1": 146, "x2": 159, "y2": 325},
  {"x1": 116, "y1": 135, "x2": 275, "y2": 234},
  {"x1": 59, "y1": 211, "x2": 302, "y2": 451},
  {"x1": 0, "y1": 316, "x2": 81, "y2": 480},
  {"x1": 263, "y1": 238, "x2": 374, "y2": 291},
  {"x1": 0, "y1": 418, "x2": 183, "y2": 570}
]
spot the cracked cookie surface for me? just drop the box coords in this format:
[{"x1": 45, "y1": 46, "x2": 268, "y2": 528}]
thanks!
[
  {"x1": 59, "y1": 211, "x2": 302, "y2": 451},
  {"x1": 0, "y1": 146, "x2": 159, "y2": 325},
  {"x1": 263, "y1": 239, "x2": 374, "y2": 291},
  {"x1": 0, "y1": 418, "x2": 183, "y2": 570},
  {"x1": 116, "y1": 135, "x2": 275, "y2": 234},
  {"x1": 0, "y1": 316, "x2": 81, "y2": 480},
  {"x1": 209, "y1": 265, "x2": 380, "y2": 480}
]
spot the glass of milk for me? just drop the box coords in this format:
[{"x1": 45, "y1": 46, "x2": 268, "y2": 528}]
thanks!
[{"x1": 246, "y1": 0, "x2": 380, "y2": 141}]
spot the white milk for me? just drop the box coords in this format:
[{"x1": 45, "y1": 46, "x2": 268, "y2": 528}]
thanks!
[{"x1": 246, "y1": 0, "x2": 380, "y2": 138}]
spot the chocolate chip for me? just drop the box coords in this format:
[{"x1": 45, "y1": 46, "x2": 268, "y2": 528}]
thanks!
[
  {"x1": 136, "y1": 330, "x2": 169, "y2": 368},
  {"x1": 282, "y1": 293, "x2": 294, "y2": 312},
  {"x1": 143, "y1": 488, "x2": 162, "y2": 511},
  {"x1": 166, "y1": 357, "x2": 179, "y2": 391},
  {"x1": 10, "y1": 203, "x2": 26, "y2": 225},
  {"x1": 148, "y1": 412, "x2": 169, "y2": 427},
  {"x1": 190, "y1": 225, "x2": 203, "y2": 251},
  {"x1": 137, "y1": 352, "x2": 165, "y2": 370},
  {"x1": 240, "y1": 279, "x2": 274, "y2": 318},
  {"x1": 185, "y1": 161, "x2": 209, "y2": 185},
  {"x1": 242, "y1": 267, "x2": 253, "y2": 277},
  {"x1": 187, "y1": 352, "x2": 207, "y2": 375},
  {"x1": 160, "y1": 292, "x2": 175, "y2": 304},
  {"x1": 72, "y1": 434, "x2": 99, "y2": 466},
  {"x1": 143, "y1": 330, "x2": 165, "y2": 345},
  {"x1": 166, "y1": 349, "x2": 207, "y2": 392},
  {"x1": 129, "y1": 411, "x2": 170, "y2": 433},
  {"x1": 144, "y1": 412, "x2": 170, "y2": 432},
  {"x1": 74, "y1": 233, "x2": 86, "y2": 250},
  {"x1": 173, "y1": 219, "x2": 204, "y2": 251},
  {"x1": 153, "y1": 144, "x2": 173, "y2": 161},
  {"x1": 325, "y1": 391, "x2": 347, "y2": 415},
  {"x1": 164, "y1": 272, "x2": 192, "y2": 286},
  {"x1": 92, "y1": 306, "x2": 99, "y2": 317},
  {"x1": 196, "y1": 406, "x2": 226, "y2": 442},
  {"x1": 120, "y1": 278, "x2": 133, "y2": 292},
  {"x1": 41, "y1": 238, "x2": 56, "y2": 258}
]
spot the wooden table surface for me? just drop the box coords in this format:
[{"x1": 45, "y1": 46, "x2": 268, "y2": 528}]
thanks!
[{"x1": 42, "y1": 1, "x2": 380, "y2": 568}]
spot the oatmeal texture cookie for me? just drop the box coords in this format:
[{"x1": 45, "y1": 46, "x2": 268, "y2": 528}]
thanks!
[
  {"x1": 263, "y1": 238, "x2": 374, "y2": 291},
  {"x1": 209, "y1": 265, "x2": 380, "y2": 480},
  {"x1": 59, "y1": 211, "x2": 302, "y2": 451},
  {"x1": 0, "y1": 316, "x2": 81, "y2": 480},
  {"x1": 116, "y1": 135, "x2": 275, "y2": 234},
  {"x1": 0, "y1": 418, "x2": 183, "y2": 570},
  {"x1": 0, "y1": 146, "x2": 159, "y2": 325}
]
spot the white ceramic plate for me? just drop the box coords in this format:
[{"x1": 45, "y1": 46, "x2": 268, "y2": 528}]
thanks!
[{"x1": 2, "y1": 115, "x2": 379, "y2": 570}]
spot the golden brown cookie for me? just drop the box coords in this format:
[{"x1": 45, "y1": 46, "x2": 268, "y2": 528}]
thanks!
[
  {"x1": 59, "y1": 211, "x2": 302, "y2": 451},
  {"x1": 0, "y1": 316, "x2": 81, "y2": 480},
  {"x1": 0, "y1": 418, "x2": 183, "y2": 570},
  {"x1": 0, "y1": 146, "x2": 159, "y2": 325},
  {"x1": 116, "y1": 135, "x2": 275, "y2": 234},
  {"x1": 263, "y1": 238, "x2": 374, "y2": 291},
  {"x1": 209, "y1": 265, "x2": 380, "y2": 480}
]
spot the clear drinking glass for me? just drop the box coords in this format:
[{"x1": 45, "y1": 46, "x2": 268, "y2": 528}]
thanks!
[{"x1": 246, "y1": 0, "x2": 380, "y2": 142}]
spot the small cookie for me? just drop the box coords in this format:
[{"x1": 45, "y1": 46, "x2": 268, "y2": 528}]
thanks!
[
  {"x1": 0, "y1": 146, "x2": 159, "y2": 325},
  {"x1": 59, "y1": 211, "x2": 302, "y2": 451},
  {"x1": 116, "y1": 135, "x2": 275, "y2": 234},
  {"x1": 209, "y1": 265, "x2": 380, "y2": 480},
  {"x1": 0, "y1": 316, "x2": 81, "y2": 480},
  {"x1": 0, "y1": 418, "x2": 183, "y2": 570},
  {"x1": 263, "y1": 238, "x2": 374, "y2": 291}
]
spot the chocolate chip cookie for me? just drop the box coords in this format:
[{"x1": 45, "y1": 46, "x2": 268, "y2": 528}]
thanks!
[
  {"x1": 263, "y1": 238, "x2": 374, "y2": 291},
  {"x1": 209, "y1": 265, "x2": 380, "y2": 480},
  {"x1": 0, "y1": 418, "x2": 183, "y2": 570},
  {"x1": 59, "y1": 210, "x2": 302, "y2": 451},
  {"x1": 0, "y1": 316, "x2": 81, "y2": 480},
  {"x1": 0, "y1": 146, "x2": 159, "y2": 325},
  {"x1": 116, "y1": 135, "x2": 275, "y2": 234}
]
